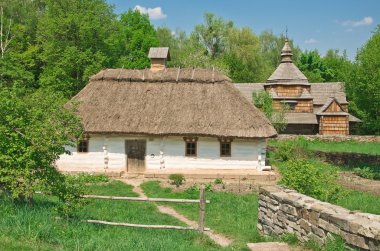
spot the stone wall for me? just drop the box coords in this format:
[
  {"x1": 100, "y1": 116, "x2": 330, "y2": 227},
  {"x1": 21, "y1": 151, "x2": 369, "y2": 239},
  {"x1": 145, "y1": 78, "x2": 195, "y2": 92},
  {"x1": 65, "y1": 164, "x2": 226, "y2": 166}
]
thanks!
[
  {"x1": 258, "y1": 186, "x2": 380, "y2": 250},
  {"x1": 276, "y1": 134, "x2": 380, "y2": 143}
]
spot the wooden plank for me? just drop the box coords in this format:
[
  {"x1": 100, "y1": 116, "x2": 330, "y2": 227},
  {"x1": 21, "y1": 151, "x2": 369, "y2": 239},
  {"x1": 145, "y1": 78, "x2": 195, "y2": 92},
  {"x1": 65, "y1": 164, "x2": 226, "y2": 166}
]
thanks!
[
  {"x1": 83, "y1": 219, "x2": 210, "y2": 231},
  {"x1": 198, "y1": 185, "x2": 206, "y2": 233},
  {"x1": 81, "y1": 195, "x2": 210, "y2": 204}
]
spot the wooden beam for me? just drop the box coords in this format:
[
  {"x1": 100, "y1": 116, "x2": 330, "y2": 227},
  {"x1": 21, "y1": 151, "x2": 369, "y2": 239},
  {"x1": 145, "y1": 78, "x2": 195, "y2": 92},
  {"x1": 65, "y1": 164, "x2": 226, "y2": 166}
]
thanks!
[
  {"x1": 83, "y1": 219, "x2": 210, "y2": 231},
  {"x1": 80, "y1": 195, "x2": 210, "y2": 204},
  {"x1": 198, "y1": 185, "x2": 206, "y2": 233}
]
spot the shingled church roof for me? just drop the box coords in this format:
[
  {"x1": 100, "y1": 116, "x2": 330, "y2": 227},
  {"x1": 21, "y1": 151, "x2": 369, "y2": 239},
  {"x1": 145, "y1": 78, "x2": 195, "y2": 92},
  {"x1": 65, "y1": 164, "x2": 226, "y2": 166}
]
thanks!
[{"x1": 266, "y1": 39, "x2": 308, "y2": 84}]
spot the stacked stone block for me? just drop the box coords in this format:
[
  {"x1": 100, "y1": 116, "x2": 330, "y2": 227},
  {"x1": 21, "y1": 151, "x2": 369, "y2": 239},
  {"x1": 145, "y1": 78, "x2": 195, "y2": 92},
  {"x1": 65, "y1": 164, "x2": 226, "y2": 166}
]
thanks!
[{"x1": 258, "y1": 186, "x2": 380, "y2": 250}]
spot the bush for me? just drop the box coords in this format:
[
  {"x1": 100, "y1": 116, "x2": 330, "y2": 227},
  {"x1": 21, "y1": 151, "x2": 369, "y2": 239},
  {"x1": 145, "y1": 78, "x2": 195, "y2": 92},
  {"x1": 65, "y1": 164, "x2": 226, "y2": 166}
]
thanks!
[
  {"x1": 279, "y1": 159, "x2": 343, "y2": 202},
  {"x1": 353, "y1": 167, "x2": 376, "y2": 180},
  {"x1": 214, "y1": 178, "x2": 223, "y2": 184},
  {"x1": 270, "y1": 137, "x2": 310, "y2": 162},
  {"x1": 168, "y1": 174, "x2": 185, "y2": 187}
]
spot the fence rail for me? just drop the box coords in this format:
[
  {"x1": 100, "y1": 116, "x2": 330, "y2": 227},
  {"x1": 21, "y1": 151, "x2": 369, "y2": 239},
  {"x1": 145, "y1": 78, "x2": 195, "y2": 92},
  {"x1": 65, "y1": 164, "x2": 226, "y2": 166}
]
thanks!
[
  {"x1": 80, "y1": 194, "x2": 210, "y2": 204},
  {"x1": 81, "y1": 185, "x2": 208, "y2": 233}
]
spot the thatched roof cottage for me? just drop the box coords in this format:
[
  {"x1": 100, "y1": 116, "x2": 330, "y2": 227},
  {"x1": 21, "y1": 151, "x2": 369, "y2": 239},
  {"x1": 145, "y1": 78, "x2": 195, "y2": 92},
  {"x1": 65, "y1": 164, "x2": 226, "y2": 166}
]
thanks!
[
  {"x1": 235, "y1": 39, "x2": 361, "y2": 135},
  {"x1": 57, "y1": 49, "x2": 276, "y2": 174}
]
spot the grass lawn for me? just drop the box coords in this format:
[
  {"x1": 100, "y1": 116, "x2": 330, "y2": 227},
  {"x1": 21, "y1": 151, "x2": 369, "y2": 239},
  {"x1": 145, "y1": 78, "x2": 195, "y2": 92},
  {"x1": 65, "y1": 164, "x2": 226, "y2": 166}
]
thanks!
[
  {"x1": 273, "y1": 159, "x2": 380, "y2": 215},
  {"x1": 0, "y1": 180, "x2": 222, "y2": 251},
  {"x1": 336, "y1": 190, "x2": 380, "y2": 215},
  {"x1": 269, "y1": 138, "x2": 380, "y2": 155},
  {"x1": 141, "y1": 181, "x2": 271, "y2": 249}
]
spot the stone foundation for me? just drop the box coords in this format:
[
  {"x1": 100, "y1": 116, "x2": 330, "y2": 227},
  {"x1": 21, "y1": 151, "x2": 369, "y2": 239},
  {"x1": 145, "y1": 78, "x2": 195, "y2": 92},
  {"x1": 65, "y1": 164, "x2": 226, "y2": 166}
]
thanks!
[{"x1": 258, "y1": 186, "x2": 380, "y2": 250}]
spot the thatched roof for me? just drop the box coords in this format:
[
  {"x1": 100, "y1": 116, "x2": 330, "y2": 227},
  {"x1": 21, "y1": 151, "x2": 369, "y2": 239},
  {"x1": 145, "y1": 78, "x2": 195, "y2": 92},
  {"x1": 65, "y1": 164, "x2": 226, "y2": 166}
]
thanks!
[
  {"x1": 71, "y1": 68, "x2": 277, "y2": 138},
  {"x1": 234, "y1": 83, "x2": 264, "y2": 101}
]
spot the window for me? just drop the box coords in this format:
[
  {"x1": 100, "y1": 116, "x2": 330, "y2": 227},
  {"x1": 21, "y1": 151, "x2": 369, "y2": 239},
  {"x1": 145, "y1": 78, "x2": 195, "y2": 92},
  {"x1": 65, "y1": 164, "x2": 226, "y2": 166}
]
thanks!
[
  {"x1": 184, "y1": 137, "x2": 198, "y2": 157},
  {"x1": 281, "y1": 100, "x2": 297, "y2": 111},
  {"x1": 186, "y1": 142, "x2": 197, "y2": 156},
  {"x1": 77, "y1": 139, "x2": 89, "y2": 153},
  {"x1": 219, "y1": 138, "x2": 233, "y2": 157}
]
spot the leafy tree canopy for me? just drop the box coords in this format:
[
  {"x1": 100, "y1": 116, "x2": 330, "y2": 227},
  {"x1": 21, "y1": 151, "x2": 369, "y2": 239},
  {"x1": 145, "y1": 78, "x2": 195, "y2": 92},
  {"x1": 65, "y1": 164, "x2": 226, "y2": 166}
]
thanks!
[{"x1": 118, "y1": 9, "x2": 159, "y2": 69}]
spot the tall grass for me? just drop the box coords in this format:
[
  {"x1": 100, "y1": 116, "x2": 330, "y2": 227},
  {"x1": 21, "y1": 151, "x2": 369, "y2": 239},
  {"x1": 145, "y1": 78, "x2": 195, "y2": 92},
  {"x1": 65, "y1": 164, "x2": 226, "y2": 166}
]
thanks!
[
  {"x1": 141, "y1": 181, "x2": 271, "y2": 249},
  {"x1": 0, "y1": 180, "x2": 221, "y2": 250}
]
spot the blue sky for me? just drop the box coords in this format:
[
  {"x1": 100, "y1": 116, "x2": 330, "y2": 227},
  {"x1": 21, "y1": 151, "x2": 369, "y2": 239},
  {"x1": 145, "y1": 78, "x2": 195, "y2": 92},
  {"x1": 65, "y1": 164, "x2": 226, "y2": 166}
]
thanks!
[{"x1": 106, "y1": 0, "x2": 380, "y2": 60}]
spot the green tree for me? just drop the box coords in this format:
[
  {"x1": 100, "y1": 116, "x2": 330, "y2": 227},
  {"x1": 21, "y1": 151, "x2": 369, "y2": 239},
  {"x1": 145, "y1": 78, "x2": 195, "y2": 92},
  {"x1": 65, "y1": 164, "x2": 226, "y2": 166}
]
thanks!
[
  {"x1": 258, "y1": 31, "x2": 301, "y2": 73},
  {"x1": 0, "y1": 0, "x2": 45, "y2": 89},
  {"x1": 297, "y1": 50, "x2": 334, "y2": 82},
  {"x1": 0, "y1": 87, "x2": 83, "y2": 203},
  {"x1": 118, "y1": 9, "x2": 159, "y2": 69},
  {"x1": 37, "y1": 0, "x2": 121, "y2": 98},
  {"x1": 253, "y1": 91, "x2": 288, "y2": 132},
  {"x1": 192, "y1": 12, "x2": 233, "y2": 59},
  {"x1": 323, "y1": 49, "x2": 353, "y2": 82},
  {"x1": 346, "y1": 25, "x2": 380, "y2": 134}
]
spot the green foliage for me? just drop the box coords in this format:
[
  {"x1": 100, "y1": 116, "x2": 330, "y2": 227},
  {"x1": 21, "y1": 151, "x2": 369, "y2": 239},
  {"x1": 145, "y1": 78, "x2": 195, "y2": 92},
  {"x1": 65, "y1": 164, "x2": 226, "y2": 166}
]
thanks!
[
  {"x1": 297, "y1": 50, "x2": 334, "y2": 82},
  {"x1": 279, "y1": 159, "x2": 343, "y2": 202},
  {"x1": 0, "y1": 181, "x2": 220, "y2": 250},
  {"x1": 270, "y1": 137, "x2": 380, "y2": 156},
  {"x1": 280, "y1": 233, "x2": 299, "y2": 245},
  {"x1": 353, "y1": 167, "x2": 376, "y2": 180},
  {"x1": 306, "y1": 235, "x2": 349, "y2": 251},
  {"x1": 168, "y1": 173, "x2": 185, "y2": 187},
  {"x1": 336, "y1": 189, "x2": 380, "y2": 215},
  {"x1": 0, "y1": 88, "x2": 83, "y2": 206},
  {"x1": 141, "y1": 181, "x2": 270, "y2": 248},
  {"x1": 68, "y1": 173, "x2": 109, "y2": 184},
  {"x1": 193, "y1": 13, "x2": 233, "y2": 59},
  {"x1": 214, "y1": 178, "x2": 223, "y2": 184},
  {"x1": 253, "y1": 91, "x2": 288, "y2": 132},
  {"x1": 345, "y1": 26, "x2": 380, "y2": 134},
  {"x1": 54, "y1": 175, "x2": 85, "y2": 217},
  {"x1": 37, "y1": 0, "x2": 121, "y2": 98},
  {"x1": 259, "y1": 30, "x2": 301, "y2": 72},
  {"x1": 118, "y1": 9, "x2": 159, "y2": 69}
]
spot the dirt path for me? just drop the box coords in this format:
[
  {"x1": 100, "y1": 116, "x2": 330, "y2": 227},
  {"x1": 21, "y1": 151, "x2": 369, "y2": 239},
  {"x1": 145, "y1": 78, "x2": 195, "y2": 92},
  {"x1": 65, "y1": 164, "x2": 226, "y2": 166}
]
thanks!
[
  {"x1": 118, "y1": 179, "x2": 147, "y2": 198},
  {"x1": 339, "y1": 172, "x2": 380, "y2": 195},
  {"x1": 119, "y1": 178, "x2": 233, "y2": 247},
  {"x1": 157, "y1": 205, "x2": 232, "y2": 247}
]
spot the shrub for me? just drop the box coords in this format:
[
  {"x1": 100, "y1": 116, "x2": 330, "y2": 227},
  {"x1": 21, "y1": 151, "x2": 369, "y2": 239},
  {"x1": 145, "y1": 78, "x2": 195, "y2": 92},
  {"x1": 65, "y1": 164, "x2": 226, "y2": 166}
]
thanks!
[
  {"x1": 271, "y1": 137, "x2": 310, "y2": 162},
  {"x1": 353, "y1": 167, "x2": 376, "y2": 180},
  {"x1": 55, "y1": 176, "x2": 86, "y2": 217},
  {"x1": 279, "y1": 159, "x2": 343, "y2": 202},
  {"x1": 214, "y1": 178, "x2": 223, "y2": 184},
  {"x1": 168, "y1": 174, "x2": 185, "y2": 187}
]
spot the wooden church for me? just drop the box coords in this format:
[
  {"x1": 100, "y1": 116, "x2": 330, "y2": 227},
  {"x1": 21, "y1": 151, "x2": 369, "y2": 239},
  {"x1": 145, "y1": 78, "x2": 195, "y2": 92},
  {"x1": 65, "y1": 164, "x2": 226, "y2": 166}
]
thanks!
[{"x1": 235, "y1": 39, "x2": 361, "y2": 135}]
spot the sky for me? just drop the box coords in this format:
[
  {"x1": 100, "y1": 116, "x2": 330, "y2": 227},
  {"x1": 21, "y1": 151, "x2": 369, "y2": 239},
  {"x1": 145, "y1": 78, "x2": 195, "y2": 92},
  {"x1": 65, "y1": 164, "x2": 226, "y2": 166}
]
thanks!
[{"x1": 106, "y1": 0, "x2": 380, "y2": 60}]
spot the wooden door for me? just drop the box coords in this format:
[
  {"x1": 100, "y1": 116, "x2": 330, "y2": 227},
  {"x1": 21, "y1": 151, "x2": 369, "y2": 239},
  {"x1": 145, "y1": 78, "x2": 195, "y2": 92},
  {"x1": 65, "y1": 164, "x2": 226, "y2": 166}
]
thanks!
[{"x1": 125, "y1": 140, "x2": 146, "y2": 173}]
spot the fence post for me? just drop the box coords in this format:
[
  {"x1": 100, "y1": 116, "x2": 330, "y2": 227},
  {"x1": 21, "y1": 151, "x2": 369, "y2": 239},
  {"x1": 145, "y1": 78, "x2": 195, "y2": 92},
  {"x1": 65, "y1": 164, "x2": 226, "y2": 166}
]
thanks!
[{"x1": 198, "y1": 185, "x2": 206, "y2": 233}]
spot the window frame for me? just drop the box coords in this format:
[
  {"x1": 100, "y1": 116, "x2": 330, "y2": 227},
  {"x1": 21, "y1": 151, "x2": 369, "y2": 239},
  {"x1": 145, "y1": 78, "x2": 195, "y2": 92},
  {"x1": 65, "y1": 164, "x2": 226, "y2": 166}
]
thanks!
[
  {"x1": 183, "y1": 137, "x2": 198, "y2": 157},
  {"x1": 219, "y1": 138, "x2": 233, "y2": 157},
  {"x1": 77, "y1": 137, "x2": 89, "y2": 153},
  {"x1": 281, "y1": 100, "x2": 297, "y2": 111}
]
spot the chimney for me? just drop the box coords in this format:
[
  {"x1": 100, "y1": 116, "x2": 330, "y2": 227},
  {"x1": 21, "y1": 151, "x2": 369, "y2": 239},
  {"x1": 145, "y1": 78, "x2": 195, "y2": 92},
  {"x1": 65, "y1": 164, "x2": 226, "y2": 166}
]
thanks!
[{"x1": 148, "y1": 47, "x2": 170, "y2": 72}]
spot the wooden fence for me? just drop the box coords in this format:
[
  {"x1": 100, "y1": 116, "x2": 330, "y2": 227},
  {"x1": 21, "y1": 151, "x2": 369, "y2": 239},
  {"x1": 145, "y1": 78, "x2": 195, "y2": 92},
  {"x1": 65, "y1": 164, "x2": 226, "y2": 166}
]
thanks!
[{"x1": 81, "y1": 186, "x2": 210, "y2": 233}]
